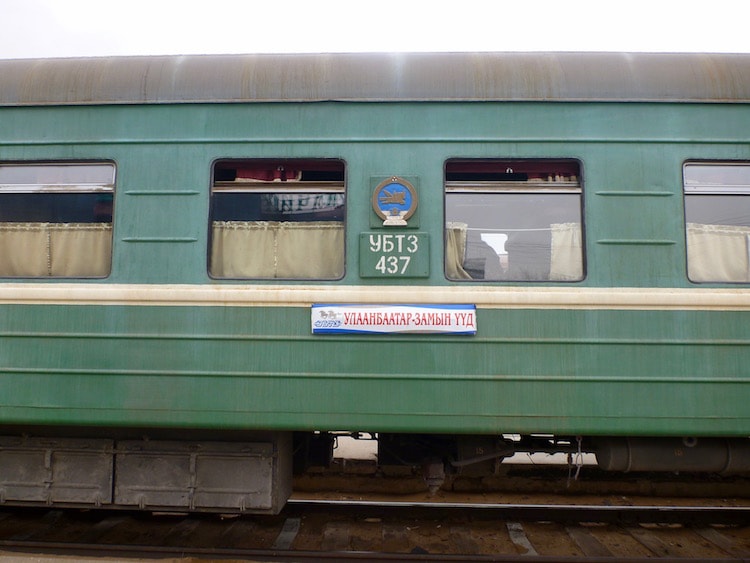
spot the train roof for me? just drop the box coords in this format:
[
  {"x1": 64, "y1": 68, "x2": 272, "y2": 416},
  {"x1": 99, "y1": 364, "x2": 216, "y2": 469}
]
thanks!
[{"x1": 1, "y1": 52, "x2": 749, "y2": 106}]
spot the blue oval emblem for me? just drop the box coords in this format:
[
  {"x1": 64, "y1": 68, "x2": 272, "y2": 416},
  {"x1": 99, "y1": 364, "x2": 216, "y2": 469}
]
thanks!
[{"x1": 372, "y1": 177, "x2": 418, "y2": 225}]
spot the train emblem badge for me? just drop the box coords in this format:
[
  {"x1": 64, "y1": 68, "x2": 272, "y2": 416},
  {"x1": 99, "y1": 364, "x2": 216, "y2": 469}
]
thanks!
[{"x1": 372, "y1": 176, "x2": 418, "y2": 226}]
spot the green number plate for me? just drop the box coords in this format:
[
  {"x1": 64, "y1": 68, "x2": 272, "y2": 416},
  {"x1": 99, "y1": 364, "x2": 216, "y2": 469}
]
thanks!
[{"x1": 359, "y1": 232, "x2": 429, "y2": 277}]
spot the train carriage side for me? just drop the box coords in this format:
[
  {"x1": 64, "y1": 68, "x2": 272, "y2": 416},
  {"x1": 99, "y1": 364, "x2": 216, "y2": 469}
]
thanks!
[{"x1": 0, "y1": 53, "x2": 748, "y2": 513}]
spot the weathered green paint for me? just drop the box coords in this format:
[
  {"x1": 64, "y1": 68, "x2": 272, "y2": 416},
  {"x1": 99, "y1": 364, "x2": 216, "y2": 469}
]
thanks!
[
  {"x1": 0, "y1": 304, "x2": 747, "y2": 436},
  {"x1": 1, "y1": 102, "x2": 749, "y2": 287},
  {"x1": 1, "y1": 96, "x2": 749, "y2": 438}
]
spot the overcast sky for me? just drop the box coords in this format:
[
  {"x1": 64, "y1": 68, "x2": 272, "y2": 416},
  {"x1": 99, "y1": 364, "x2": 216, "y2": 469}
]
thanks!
[{"x1": 1, "y1": 0, "x2": 749, "y2": 59}]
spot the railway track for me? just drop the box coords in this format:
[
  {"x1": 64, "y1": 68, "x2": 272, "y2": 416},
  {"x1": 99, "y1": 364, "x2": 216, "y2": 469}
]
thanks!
[{"x1": 0, "y1": 498, "x2": 747, "y2": 562}]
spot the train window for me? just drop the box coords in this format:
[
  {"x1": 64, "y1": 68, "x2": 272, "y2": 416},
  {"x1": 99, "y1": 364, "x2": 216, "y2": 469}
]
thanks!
[
  {"x1": 445, "y1": 159, "x2": 583, "y2": 281},
  {"x1": 0, "y1": 162, "x2": 115, "y2": 277},
  {"x1": 684, "y1": 162, "x2": 750, "y2": 283},
  {"x1": 209, "y1": 159, "x2": 345, "y2": 279}
]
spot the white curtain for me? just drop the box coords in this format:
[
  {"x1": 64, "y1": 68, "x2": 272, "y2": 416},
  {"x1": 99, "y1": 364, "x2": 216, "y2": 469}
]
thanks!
[
  {"x1": 550, "y1": 222, "x2": 584, "y2": 281},
  {"x1": 445, "y1": 222, "x2": 472, "y2": 280},
  {"x1": 211, "y1": 221, "x2": 344, "y2": 279},
  {"x1": 0, "y1": 222, "x2": 112, "y2": 277},
  {"x1": 446, "y1": 222, "x2": 583, "y2": 281},
  {"x1": 687, "y1": 223, "x2": 750, "y2": 282}
]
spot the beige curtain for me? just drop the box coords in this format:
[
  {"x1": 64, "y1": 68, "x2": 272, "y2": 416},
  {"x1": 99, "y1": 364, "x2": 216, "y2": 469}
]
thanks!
[
  {"x1": 550, "y1": 222, "x2": 584, "y2": 281},
  {"x1": 211, "y1": 221, "x2": 344, "y2": 279},
  {"x1": 445, "y1": 222, "x2": 472, "y2": 280},
  {"x1": 0, "y1": 222, "x2": 112, "y2": 277},
  {"x1": 687, "y1": 223, "x2": 750, "y2": 282}
]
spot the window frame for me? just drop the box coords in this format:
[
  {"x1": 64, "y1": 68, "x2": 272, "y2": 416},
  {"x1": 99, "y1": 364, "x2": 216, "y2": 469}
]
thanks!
[
  {"x1": 0, "y1": 160, "x2": 116, "y2": 279},
  {"x1": 683, "y1": 160, "x2": 750, "y2": 284},
  {"x1": 208, "y1": 158, "x2": 347, "y2": 281},
  {"x1": 444, "y1": 158, "x2": 585, "y2": 283}
]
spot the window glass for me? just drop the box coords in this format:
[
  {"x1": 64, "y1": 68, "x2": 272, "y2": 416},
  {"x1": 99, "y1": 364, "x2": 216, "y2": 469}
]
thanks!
[
  {"x1": 209, "y1": 159, "x2": 345, "y2": 279},
  {"x1": 445, "y1": 159, "x2": 583, "y2": 281},
  {"x1": 684, "y1": 162, "x2": 750, "y2": 283},
  {"x1": 0, "y1": 162, "x2": 115, "y2": 277}
]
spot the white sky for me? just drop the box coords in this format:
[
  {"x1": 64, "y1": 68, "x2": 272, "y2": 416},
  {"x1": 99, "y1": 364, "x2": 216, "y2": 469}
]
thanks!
[{"x1": 1, "y1": 0, "x2": 749, "y2": 59}]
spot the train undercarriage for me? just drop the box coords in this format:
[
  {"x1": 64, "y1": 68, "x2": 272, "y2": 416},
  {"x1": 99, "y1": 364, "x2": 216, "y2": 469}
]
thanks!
[
  {"x1": 1, "y1": 429, "x2": 749, "y2": 514},
  {"x1": 304, "y1": 432, "x2": 750, "y2": 490}
]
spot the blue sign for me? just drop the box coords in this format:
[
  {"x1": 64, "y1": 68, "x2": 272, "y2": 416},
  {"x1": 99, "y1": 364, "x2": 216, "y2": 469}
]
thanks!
[{"x1": 312, "y1": 304, "x2": 477, "y2": 335}]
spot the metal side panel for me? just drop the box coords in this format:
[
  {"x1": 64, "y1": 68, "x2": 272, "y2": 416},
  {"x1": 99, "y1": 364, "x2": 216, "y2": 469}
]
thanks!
[
  {"x1": 0, "y1": 436, "x2": 113, "y2": 506},
  {"x1": 114, "y1": 436, "x2": 291, "y2": 513}
]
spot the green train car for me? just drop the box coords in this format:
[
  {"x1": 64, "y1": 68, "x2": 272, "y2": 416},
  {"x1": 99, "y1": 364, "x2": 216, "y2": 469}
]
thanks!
[{"x1": 0, "y1": 52, "x2": 749, "y2": 513}]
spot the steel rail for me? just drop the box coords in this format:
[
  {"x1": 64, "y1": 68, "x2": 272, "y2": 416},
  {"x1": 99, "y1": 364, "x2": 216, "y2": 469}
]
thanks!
[
  {"x1": 287, "y1": 499, "x2": 750, "y2": 526},
  {"x1": 0, "y1": 540, "x2": 741, "y2": 563},
  {"x1": 0, "y1": 500, "x2": 747, "y2": 562}
]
